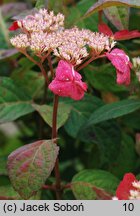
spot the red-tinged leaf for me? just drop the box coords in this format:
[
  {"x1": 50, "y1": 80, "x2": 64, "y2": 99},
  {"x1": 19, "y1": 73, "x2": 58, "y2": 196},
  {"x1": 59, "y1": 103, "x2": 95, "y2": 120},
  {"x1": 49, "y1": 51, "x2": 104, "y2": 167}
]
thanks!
[
  {"x1": 92, "y1": 186, "x2": 113, "y2": 200},
  {"x1": 98, "y1": 22, "x2": 113, "y2": 36},
  {"x1": 7, "y1": 140, "x2": 59, "y2": 199},
  {"x1": 0, "y1": 49, "x2": 18, "y2": 60},
  {"x1": 1, "y1": 3, "x2": 28, "y2": 18},
  {"x1": 103, "y1": 6, "x2": 129, "y2": 30},
  {"x1": 85, "y1": 0, "x2": 140, "y2": 17},
  {"x1": 114, "y1": 30, "x2": 140, "y2": 40},
  {"x1": 72, "y1": 169, "x2": 119, "y2": 200}
]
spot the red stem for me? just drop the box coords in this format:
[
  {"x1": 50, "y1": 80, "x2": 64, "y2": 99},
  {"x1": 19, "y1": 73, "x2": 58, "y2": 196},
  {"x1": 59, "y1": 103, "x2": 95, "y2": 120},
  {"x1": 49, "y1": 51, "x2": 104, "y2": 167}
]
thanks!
[
  {"x1": 52, "y1": 95, "x2": 62, "y2": 199},
  {"x1": 20, "y1": 50, "x2": 49, "y2": 84},
  {"x1": 47, "y1": 54, "x2": 54, "y2": 78},
  {"x1": 77, "y1": 54, "x2": 106, "y2": 71},
  {"x1": 98, "y1": 10, "x2": 103, "y2": 24},
  {"x1": 38, "y1": 62, "x2": 49, "y2": 85},
  {"x1": 42, "y1": 185, "x2": 55, "y2": 190}
]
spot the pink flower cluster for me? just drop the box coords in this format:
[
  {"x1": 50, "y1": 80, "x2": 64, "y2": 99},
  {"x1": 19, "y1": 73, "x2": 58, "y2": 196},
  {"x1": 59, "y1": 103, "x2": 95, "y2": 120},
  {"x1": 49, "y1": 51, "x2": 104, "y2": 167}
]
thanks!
[{"x1": 9, "y1": 9, "x2": 139, "y2": 100}]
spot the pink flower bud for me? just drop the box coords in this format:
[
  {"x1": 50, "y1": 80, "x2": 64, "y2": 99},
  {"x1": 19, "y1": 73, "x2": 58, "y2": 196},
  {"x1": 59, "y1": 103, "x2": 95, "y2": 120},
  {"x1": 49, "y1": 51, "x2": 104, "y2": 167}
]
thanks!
[
  {"x1": 106, "y1": 48, "x2": 132, "y2": 85},
  {"x1": 49, "y1": 60, "x2": 87, "y2": 100}
]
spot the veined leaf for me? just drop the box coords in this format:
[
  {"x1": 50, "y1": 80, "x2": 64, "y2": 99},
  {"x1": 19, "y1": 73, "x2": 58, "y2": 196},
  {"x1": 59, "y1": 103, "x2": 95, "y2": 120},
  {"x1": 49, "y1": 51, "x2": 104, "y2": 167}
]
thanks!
[
  {"x1": 85, "y1": 0, "x2": 140, "y2": 17},
  {"x1": 72, "y1": 169, "x2": 119, "y2": 200},
  {"x1": 87, "y1": 99, "x2": 140, "y2": 126},
  {"x1": 35, "y1": 0, "x2": 48, "y2": 9},
  {"x1": 0, "y1": 77, "x2": 34, "y2": 123},
  {"x1": 64, "y1": 95, "x2": 103, "y2": 138},
  {"x1": 33, "y1": 102, "x2": 71, "y2": 129},
  {"x1": 0, "y1": 185, "x2": 19, "y2": 200},
  {"x1": 104, "y1": 6, "x2": 129, "y2": 30},
  {"x1": 8, "y1": 140, "x2": 59, "y2": 199}
]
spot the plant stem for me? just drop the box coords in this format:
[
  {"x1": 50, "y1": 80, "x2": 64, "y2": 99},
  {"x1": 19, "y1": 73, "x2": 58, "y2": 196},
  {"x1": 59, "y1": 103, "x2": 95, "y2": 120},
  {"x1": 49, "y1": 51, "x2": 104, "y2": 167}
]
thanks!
[
  {"x1": 38, "y1": 62, "x2": 49, "y2": 85},
  {"x1": 98, "y1": 10, "x2": 103, "y2": 24},
  {"x1": 21, "y1": 50, "x2": 49, "y2": 85},
  {"x1": 47, "y1": 54, "x2": 54, "y2": 78},
  {"x1": 52, "y1": 95, "x2": 62, "y2": 199},
  {"x1": 77, "y1": 54, "x2": 106, "y2": 71},
  {"x1": 42, "y1": 185, "x2": 56, "y2": 191}
]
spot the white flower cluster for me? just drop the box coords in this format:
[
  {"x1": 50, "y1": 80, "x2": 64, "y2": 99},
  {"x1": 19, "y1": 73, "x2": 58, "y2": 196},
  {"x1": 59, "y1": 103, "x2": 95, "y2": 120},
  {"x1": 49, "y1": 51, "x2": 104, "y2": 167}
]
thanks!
[{"x1": 10, "y1": 9, "x2": 116, "y2": 64}]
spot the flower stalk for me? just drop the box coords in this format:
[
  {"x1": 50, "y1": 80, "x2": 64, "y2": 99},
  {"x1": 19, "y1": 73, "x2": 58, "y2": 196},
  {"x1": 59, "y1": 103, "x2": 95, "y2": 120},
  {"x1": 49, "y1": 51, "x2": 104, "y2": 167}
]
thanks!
[{"x1": 52, "y1": 95, "x2": 62, "y2": 199}]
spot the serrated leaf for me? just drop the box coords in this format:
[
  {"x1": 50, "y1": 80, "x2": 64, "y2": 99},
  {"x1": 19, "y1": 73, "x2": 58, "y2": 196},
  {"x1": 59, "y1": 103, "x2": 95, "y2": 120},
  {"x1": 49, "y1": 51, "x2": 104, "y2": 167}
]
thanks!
[
  {"x1": 7, "y1": 140, "x2": 59, "y2": 199},
  {"x1": 87, "y1": 99, "x2": 140, "y2": 126},
  {"x1": 104, "y1": 6, "x2": 129, "y2": 30},
  {"x1": 33, "y1": 102, "x2": 71, "y2": 129},
  {"x1": 72, "y1": 170, "x2": 119, "y2": 200},
  {"x1": 0, "y1": 77, "x2": 34, "y2": 123},
  {"x1": 85, "y1": 0, "x2": 140, "y2": 18}
]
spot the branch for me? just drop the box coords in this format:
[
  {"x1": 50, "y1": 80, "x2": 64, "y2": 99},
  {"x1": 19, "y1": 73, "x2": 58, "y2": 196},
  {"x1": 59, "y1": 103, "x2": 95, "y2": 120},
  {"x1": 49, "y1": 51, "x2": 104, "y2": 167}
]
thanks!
[{"x1": 77, "y1": 54, "x2": 106, "y2": 71}]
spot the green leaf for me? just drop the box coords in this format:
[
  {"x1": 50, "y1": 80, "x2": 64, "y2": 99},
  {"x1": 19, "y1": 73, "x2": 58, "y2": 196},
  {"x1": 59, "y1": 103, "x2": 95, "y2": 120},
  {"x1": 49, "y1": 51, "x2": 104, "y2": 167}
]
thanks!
[
  {"x1": 64, "y1": 95, "x2": 103, "y2": 138},
  {"x1": 66, "y1": 0, "x2": 98, "y2": 31},
  {"x1": 110, "y1": 134, "x2": 137, "y2": 178},
  {"x1": 104, "y1": 6, "x2": 129, "y2": 30},
  {"x1": 85, "y1": 64, "x2": 128, "y2": 93},
  {"x1": 0, "y1": 185, "x2": 41, "y2": 200},
  {"x1": 0, "y1": 156, "x2": 7, "y2": 175},
  {"x1": 79, "y1": 121, "x2": 122, "y2": 166},
  {"x1": 35, "y1": 0, "x2": 48, "y2": 9},
  {"x1": 33, "y1": 102, "x2": 71, "y2": 129},
  {"x1": 0, "y1": 185, "x2": 19, "y2": 199},
  {"x1": 72, "y1": 169, "x2": 119, "y2": 200},
  {"x1": 0, "y1": 77, "x2": 34, "y2": 123},
  {"x1": 8, "y1": 140, "x2": 59, "y2": 199},
  {"x1": 122, "y1": 111, "x2": 140, "y2": 130},
  {"x1": 85, "y1": 0, "x2": 140, "y2": 18},
  {"x1": 12, "y1": 69, "x2": 45, "y2": 98},
  {"x1": 87, "y1": 99, "x2": 140, "y2": 126}
]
